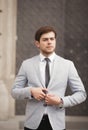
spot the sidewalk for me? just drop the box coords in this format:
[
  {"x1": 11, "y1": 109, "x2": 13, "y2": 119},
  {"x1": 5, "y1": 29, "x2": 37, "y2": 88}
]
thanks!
[
  {"x1": 0, "y1": 116, "x2": 88, "y2": 130},
  {"x1": 0, "y1": 116, "x2": 25, "y2": 130}
]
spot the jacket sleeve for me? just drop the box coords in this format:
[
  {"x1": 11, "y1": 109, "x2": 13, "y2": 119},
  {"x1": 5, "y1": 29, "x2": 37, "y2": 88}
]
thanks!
[
  {"x1": 11, "y1": 61, "x2": 33, "y2": 100},
  {"x1": 62, "y1": 61, "x2": 87, "y2": 107}
]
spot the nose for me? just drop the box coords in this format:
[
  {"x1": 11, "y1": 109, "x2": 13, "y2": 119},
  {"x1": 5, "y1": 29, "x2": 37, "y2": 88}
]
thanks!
[{"x1": 47, "y1": 39, "x2": 52, "y2": 44}]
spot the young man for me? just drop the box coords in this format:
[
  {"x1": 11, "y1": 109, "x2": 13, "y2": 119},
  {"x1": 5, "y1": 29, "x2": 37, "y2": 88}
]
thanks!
[{"x1": 11, "y1": 26, "x2": 87, "y2": 130}]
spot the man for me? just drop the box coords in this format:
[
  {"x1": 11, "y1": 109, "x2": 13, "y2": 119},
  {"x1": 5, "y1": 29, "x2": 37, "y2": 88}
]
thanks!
[{"x1": 11, "y1": 26, "x2": 87, "y2": 130}]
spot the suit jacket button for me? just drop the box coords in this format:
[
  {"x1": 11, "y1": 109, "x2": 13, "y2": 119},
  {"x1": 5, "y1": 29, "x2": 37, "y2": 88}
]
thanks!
[{"x1": 43, "y1": 103, "x2": 47, "y2": 106}]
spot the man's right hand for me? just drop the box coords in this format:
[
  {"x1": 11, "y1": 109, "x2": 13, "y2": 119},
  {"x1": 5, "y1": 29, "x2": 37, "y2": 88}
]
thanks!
[{"x1": 30, "y1": 87, "x2": 48, "y2": 101}]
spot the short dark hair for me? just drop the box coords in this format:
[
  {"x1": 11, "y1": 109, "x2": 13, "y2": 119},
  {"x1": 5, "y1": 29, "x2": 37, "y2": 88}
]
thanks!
[{"x1": 35, "y1": 26, "x2": 57, "y2": 41}]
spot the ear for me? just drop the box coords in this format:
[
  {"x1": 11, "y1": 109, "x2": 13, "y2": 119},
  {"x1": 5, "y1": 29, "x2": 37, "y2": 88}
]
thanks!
[{"x1": 35, "y1": 41, "x2": 40, "y2": 48}]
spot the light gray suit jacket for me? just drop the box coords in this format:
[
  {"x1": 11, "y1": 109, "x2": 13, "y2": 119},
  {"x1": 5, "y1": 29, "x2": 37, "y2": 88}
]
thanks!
[{"x1": 11, "y1": 54, "x2": 87, "y2": 130}]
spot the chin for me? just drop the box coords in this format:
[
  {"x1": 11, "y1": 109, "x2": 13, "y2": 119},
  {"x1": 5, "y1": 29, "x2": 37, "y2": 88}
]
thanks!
[{"x1": 46, "y1": 51, "x2": 54, "y2": 55}]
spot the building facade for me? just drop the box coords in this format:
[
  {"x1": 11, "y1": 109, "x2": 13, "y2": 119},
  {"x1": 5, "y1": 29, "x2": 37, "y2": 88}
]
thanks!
[{"x1": 0, "y1": 0, "x2": 88, "y2": 120}]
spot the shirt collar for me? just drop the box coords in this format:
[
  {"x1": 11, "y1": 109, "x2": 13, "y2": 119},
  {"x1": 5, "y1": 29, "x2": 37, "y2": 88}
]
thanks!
[{"x1": 39, "y1": 52, "x2": 56, "y2": 62}]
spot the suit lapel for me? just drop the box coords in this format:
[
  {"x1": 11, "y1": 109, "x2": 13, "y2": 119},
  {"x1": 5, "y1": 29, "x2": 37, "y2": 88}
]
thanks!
[
  {"x1": 48, "y1": 55, "x2": 59, "y2": 88},
  {"x1": 34, "y1": 56, "x2": 45, "y2": 87}
]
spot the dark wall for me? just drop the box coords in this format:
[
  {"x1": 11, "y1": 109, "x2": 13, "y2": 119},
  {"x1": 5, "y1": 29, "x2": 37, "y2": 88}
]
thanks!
[
  {"x1": 16, "y1": 0, "x2": 65, "y2": 72},
  {"x1": 16, "y1": 0, "x2": 88, "y2": 115},
  {"x1": 64, "y1": 0, "x2": 88, "y2": 116},
  {"x1": 16, "y1": 0, "x2": 65, "y2": 115}
]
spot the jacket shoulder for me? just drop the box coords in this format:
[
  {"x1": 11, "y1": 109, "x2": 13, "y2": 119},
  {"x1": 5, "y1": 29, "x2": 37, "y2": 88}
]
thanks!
[
  {"x1": 22, "y1": 55, "x2": 39, "y2": 64},
  {"x1": 56, "y1": 55, "x2": 73, "y2": 64}
]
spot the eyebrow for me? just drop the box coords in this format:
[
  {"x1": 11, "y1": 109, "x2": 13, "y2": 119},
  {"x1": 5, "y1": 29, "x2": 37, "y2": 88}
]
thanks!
[{"x1": 42, "y1": 37, "x2": 55, "y2": 39}]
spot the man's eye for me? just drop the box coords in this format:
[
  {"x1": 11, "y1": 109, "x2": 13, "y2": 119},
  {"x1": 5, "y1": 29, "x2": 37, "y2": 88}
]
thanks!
[
  {"x1": 50, "y1": 38, "x2": 54, "y2": 40},
  {"x1": 43, "y1": 39, "x2": 47, "y2": 41}
]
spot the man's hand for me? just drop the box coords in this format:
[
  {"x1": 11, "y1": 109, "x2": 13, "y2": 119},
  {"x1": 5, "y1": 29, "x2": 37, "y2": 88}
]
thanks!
[
  {"x1": 45, "y1": 94, "x2": 62, "y2": 105},
  {"x1": 30, "y1": 87, "x2": 47, "y2": 101}
]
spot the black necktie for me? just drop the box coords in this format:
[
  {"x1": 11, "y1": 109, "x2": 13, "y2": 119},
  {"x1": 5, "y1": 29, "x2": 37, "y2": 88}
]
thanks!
[{"x1": 45, "y1": 58, "x2": 50, "y2": 88}]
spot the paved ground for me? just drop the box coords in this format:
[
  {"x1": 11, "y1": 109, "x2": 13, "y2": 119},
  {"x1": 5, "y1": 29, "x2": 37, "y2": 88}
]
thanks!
[
  {"x1": 0, "y1": 116, "x2": 24, "y2": 130},
  {"x1": 0, "y1": 116, "x2": 88, "y2": 130}
]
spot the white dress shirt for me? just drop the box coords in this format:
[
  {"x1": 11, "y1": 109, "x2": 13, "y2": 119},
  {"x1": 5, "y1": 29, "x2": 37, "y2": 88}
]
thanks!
[{"x1": 39, "y1": 52, "x2": 56, "y2": 86}]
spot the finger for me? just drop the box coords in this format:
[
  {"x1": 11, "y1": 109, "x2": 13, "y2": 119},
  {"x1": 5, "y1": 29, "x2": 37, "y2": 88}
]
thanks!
[
  {"x1": 39, "y1": 94, "x2": 45, "y2": 100},
  {"x1": 42, "y1": 88, "x2": 48, "y2": 94},
  {"x1": 47, "y1": 94, "x2": 54, "y2": 97},
  {"x1": 45, "y1": 99, "x2": 48, "y2": 103},
  {"x1": 37, "y1": 96, "x2": 42, "y2": 101}
]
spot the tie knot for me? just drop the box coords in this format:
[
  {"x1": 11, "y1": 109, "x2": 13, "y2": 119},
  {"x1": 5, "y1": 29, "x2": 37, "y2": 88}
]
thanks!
[{"x1": 45, "y1": 58, "x2": 50, "y2": 62}]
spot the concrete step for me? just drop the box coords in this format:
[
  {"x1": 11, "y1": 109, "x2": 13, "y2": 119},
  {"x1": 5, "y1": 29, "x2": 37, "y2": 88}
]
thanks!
[
  {"x1": 0, "y1": 116, "x2": 88, "y2": 130},
  {"x1": 66, "y1": 116, "x2": 88, "y2": 130},
  {"x1": 0, "y1": 116, "x2": 24, "y2": 130}
]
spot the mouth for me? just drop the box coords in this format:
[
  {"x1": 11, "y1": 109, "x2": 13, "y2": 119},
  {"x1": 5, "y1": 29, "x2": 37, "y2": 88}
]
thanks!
[{"x1": 47, "y1": 46, "x2": 53, "y2": 48}]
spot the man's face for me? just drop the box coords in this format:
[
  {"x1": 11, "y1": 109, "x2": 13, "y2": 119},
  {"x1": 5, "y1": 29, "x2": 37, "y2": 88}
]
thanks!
[{"x1": 35, "y1": 32, "x2": 56, "y2": 56}]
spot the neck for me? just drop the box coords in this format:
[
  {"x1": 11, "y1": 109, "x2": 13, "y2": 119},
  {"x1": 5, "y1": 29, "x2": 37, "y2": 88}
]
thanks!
[{"x1": 41, "y1": 52, "x2": 54, "y2": 57}]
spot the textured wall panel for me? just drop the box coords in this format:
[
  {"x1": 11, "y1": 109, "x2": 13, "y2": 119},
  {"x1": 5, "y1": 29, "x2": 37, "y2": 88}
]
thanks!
[
  {"x1": 64, "y1": 0, "x2": 88, "y2": 116},
  {"x1": 16, "y1": 0, "x2": 88, "y2": 115},
  {"x1": 16, "y1": 0, "x2": 65, "y2": 115}
]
